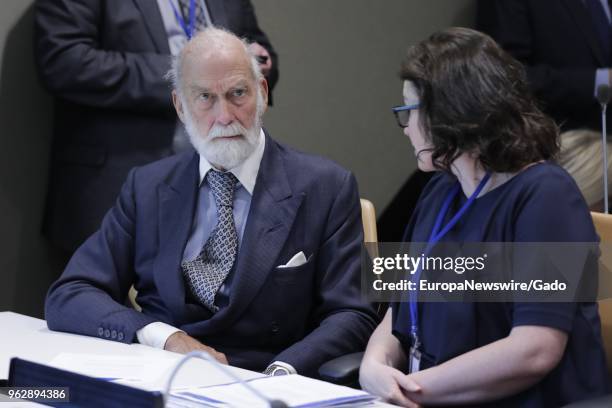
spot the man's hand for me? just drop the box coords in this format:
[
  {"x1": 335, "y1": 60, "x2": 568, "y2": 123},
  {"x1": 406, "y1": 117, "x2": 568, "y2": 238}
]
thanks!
[
  {"x1": 359, "y1": 360, "x2": 422, "y2": 407},
  {"x1": 248, "y1": 42, "x2": 272, "y2": 76},
  {"x1": 164, "y1": 331, "x2": 228, "y2": 365}
]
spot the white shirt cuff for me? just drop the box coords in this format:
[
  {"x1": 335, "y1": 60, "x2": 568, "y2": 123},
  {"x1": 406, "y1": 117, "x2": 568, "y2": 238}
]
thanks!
[{"x1": 136, "y1": 322, "x2": 183, "y2": 349}]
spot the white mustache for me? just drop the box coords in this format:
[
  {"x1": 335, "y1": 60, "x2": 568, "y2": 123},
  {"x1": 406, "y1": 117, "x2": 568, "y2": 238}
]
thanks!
[{"x1": 208, "y1": 123, "x2": 248, "y2": 139}]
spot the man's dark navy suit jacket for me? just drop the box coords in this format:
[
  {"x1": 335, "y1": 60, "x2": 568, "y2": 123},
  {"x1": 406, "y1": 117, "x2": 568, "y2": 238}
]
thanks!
[{"x1": 45, "y1": 133, "x2": 378, "y2": 376}]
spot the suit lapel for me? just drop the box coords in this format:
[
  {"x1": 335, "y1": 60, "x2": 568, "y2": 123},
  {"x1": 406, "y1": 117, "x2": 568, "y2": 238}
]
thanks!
[
  {"x1": 153, "y1": 153, "x2": 199, "y2": 321},
  {"x1": 132, "y1": 0, "x2": 171, "y2": 54},
  {"x1": 205, "y1": 0, "x2": 229, "y2": 28},
  {"x1": 562, "y1": 0, "x2": 606, "y2": 65},
  {"x1": 211, "y1": 133, "x2": 304, "y2": 329}
]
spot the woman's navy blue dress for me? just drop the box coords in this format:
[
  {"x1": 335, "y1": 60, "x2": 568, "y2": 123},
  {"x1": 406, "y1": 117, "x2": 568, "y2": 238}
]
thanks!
[{"x1": 392, "y1": 163, "x2": 610, "y2": 407}]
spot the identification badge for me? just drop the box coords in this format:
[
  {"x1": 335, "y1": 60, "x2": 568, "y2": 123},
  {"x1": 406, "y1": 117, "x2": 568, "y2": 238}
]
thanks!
[{"x1": 408, "y1": 346, "x2": 421, "y2": 373}]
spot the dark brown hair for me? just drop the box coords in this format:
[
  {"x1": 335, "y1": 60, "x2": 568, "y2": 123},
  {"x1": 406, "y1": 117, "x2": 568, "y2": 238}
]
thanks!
[{"x1": 401, "y1": 27, "x2": 559, "y2": 172}]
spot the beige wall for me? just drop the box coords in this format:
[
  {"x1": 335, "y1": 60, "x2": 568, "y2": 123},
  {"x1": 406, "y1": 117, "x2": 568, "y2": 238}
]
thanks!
[
  {"x1": 0, "y1": 0, "x2": 475, "y2": 316},
  {"x1": 253, "y1": 0, "x2": 475, "y2": 211}
]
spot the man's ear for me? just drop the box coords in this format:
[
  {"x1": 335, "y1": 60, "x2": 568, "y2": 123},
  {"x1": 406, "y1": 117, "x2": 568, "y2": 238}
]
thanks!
[
  {"x1": 172, "y1": 90, "x2": 186, "y2": 124},
  {"x1": 259, "y1": 78, "x2": 269, "y2": 112}
]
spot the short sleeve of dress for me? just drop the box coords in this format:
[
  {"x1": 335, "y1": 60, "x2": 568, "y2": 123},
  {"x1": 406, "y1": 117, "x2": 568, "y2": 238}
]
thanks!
[{"x1": 511, "y1": 165, "x2": 597, "y2": 333}]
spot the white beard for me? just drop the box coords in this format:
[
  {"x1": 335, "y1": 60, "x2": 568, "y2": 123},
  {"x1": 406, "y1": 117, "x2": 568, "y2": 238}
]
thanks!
[{"x1": 183, "y1": 99, "x2": 263, "y2": 170}]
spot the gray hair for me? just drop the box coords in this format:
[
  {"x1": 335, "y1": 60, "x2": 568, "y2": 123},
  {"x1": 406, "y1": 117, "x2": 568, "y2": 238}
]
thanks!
[{"x1": 166, "y1": 26, "x2": 263, "y2": 96}]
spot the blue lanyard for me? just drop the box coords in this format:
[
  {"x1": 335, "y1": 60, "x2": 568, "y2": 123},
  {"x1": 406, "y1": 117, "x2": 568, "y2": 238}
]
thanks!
[
  {"x1": 168, "y1": 0, "x2": 197, "y2": 39},
  {"x1": 408, "y1": 172, "x2": 491, "y2": 348}
]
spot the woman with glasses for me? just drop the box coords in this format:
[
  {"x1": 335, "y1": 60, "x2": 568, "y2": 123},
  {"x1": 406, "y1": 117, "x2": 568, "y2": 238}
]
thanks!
[{"x1": 359, "y1": 27, "x2": 610, "y2": 407}]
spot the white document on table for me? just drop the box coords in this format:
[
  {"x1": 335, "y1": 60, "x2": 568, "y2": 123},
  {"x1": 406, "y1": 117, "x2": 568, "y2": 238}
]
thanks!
[
  {"x1": 47, "y1": 352, "x2": 262, "y2": 392},
  {"x1": 49, "y1": 353, "x2": 176, "y2": 385},
  {"x1": 169, "y1": 374, "x2": 377, "y2": 407}
]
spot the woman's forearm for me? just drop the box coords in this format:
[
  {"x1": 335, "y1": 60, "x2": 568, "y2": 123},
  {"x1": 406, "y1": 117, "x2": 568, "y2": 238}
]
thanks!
[
  {"x1": 362, "y1": 309, "x2": 407, "y2": 368},
  {"x1": 408, "y1": 325, "x2": 567, "y2": 405}
]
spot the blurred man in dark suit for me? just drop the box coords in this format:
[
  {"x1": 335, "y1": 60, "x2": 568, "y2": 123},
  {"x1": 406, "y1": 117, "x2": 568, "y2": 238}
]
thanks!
[
  {"x1": 477, "y1": 0, "x2": 609, "y2": 131},
  {"x1": 35, "y1": 0, "x2": 278, "y2": 253},
  {"x1": 478, "y1": 0, "x2": 612, "y2": 208}
]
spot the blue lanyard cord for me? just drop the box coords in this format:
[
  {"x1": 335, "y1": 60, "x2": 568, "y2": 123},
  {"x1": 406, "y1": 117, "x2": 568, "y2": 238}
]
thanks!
[
  {"x1": 169, "y1": 0, "x2": 197, "y2": 39},
  {"x1": 399, "y1": 185, "x2": 459, "y2": 244},
  {"x1": 428, "y1": 183, "x2": 460, "y2": 242},
  {"x1": 408, "y1": 172, "x2": 492, "y2": 346}
]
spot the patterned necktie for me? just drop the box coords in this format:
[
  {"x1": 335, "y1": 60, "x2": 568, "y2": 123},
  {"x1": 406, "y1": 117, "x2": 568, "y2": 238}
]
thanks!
[
  {"x1": 177, "y1": 0, "x2": 208, "y2": 34},
  {"x1": 182, "y1": 170, "x2": 238, "y2": 312}
]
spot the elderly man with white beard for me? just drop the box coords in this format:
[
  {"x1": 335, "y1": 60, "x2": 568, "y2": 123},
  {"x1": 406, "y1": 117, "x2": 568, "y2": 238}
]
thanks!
[{"x1": 45, "y1": 27, "x2": 378, "y2": 377}]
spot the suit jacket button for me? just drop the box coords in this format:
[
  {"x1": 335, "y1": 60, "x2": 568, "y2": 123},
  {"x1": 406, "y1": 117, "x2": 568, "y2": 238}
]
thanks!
[
  {"x1": 104, "y1": 329, "x2": 110, "y2": 338},
  {"x1": 118, "y1": 332, "x2": 124, "y2": 341},
  {"x1": 271, "y1": 322, "x2": 280, "y2": 334},
  {"x1": 111, "y1": 330, "x2": 117, "y2": 339},
  {"x1": 98, "y1": 327, "x2": 104, "y2": 336}
]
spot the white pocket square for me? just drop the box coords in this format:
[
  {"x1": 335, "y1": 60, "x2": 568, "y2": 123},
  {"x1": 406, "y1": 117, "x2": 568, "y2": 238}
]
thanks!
[{"x1": 277, "y1": 251, "x2": 308, "y2": 268}]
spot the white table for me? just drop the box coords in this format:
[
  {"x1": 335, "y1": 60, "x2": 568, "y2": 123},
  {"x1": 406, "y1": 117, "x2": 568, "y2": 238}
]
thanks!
[
  {"x1": 0, "y1": 311, "x2": 395, "y2": 407},
  {"x1": 0, "y1": 311, "x2": 262, "y2": 384},
  {"x1": 0, "y1": 311, "x2": 263, "y2": 406}
]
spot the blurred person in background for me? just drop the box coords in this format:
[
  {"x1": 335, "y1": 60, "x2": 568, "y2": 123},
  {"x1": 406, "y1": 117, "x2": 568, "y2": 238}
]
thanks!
[
  {"x1": 35, "y1": 0, "x2": 278, "y2": 255},
  {"x1": 478, "y1": 0, "x2": 612, "y2": 209}
]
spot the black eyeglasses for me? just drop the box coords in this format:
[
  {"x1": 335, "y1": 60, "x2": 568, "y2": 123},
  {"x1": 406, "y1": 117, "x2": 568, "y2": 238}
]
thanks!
[{"x1": 392, "y1": 104, "x2": 420, "y2": 128}]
